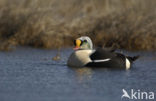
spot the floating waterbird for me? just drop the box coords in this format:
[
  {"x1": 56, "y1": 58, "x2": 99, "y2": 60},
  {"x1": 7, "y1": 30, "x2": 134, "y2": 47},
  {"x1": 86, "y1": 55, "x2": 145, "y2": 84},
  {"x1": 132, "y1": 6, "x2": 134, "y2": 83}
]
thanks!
[{"x1": 67, "y1": 36, "x2": 139, "y2": 69}]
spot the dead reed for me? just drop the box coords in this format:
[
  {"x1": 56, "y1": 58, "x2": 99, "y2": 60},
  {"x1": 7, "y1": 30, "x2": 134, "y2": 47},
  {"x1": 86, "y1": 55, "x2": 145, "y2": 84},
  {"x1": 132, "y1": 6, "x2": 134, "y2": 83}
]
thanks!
[{"x1": 0, "y1": 0, "x2": 156, "y2": 51}]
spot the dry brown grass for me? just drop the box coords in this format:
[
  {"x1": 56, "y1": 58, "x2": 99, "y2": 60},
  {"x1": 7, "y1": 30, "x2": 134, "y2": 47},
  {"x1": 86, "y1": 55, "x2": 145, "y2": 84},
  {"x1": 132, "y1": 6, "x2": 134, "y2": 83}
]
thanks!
[{"x1": 0, "y1": 0, "x2": 156, "y2": 51}]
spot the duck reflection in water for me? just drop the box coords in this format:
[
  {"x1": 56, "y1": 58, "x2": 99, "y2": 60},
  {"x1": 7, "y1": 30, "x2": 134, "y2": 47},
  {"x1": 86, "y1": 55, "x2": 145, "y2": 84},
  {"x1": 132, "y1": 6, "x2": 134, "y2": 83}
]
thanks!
[{"x1": 71, "y1": 67, "x2": 93, "y2": 83}]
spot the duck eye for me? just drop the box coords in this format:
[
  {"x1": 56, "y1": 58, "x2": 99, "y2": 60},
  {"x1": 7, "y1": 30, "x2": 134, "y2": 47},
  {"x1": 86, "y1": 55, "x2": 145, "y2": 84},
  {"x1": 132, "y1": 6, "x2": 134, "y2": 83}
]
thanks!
[{"x1": 83, "y1": 40, "x2": 87, "y2": 42}]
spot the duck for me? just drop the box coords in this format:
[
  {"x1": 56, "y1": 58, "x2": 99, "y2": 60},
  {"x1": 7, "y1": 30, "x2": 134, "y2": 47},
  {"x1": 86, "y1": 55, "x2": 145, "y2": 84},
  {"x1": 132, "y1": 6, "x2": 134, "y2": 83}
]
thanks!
[{"x1": 67, "y1": 36, "x2": 139, "y2": 69}]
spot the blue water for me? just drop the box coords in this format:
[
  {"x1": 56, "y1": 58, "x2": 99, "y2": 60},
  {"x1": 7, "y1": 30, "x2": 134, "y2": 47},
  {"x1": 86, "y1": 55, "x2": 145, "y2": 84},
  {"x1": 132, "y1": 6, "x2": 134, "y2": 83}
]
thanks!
[{"x1": 0, "y1": 47, "x2": 156, "y2": 101}]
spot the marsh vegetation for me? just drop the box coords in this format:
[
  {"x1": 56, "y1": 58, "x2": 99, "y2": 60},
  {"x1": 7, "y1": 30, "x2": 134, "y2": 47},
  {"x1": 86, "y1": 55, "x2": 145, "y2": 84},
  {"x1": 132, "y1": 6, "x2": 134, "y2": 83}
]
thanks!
[{"x1": 0, "y1": 0, "x2": 156, "y2": 51}]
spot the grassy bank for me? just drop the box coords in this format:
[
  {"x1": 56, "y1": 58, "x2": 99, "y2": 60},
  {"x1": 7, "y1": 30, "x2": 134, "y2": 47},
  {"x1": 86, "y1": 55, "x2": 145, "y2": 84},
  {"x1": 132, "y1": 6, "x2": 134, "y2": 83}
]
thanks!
[{"x1": 0, "y1": 0, "x2": 156, "y2": 51}]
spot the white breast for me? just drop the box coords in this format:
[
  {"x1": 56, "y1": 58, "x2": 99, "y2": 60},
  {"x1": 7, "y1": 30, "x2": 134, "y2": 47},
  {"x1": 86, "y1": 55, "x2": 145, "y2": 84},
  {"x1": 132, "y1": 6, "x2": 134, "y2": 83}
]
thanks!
[{"x1": 67, "y1": 50, "x2": 94, "y2": 67}]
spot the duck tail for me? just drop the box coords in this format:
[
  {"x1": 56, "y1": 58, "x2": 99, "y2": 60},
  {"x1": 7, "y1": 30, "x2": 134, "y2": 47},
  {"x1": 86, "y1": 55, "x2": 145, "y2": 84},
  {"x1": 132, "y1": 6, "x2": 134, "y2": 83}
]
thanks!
[{"x1": 127, "y1": 55, "x2": 139, "y2": 62}]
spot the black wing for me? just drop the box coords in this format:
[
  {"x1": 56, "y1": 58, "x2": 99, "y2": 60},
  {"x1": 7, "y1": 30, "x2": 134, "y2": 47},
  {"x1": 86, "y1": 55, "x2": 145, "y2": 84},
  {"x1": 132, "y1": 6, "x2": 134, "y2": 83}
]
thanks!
[
  {"x1": 86, "y1": 50, "x2": 126, "y2": 68},
  {"x1": 90, "y1": 48, "x2": 116, "y2": 60}
]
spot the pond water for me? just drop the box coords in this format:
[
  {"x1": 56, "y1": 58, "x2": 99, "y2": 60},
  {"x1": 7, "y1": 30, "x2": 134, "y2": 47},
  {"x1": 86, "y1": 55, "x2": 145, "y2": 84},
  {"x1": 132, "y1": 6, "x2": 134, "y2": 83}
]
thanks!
[{"x1": 0, "y1": 47, "x2": 156, "y2": 101}]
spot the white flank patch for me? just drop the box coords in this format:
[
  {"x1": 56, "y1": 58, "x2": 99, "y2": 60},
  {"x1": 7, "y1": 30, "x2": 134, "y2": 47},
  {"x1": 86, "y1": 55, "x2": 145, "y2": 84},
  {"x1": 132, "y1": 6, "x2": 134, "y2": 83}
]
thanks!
[
  {"x1": 125, "y1": 58, "x2": 131, "y2": 70},
  {"x1": 93, "y1": 58, "x2": 111, "y2": 62}
]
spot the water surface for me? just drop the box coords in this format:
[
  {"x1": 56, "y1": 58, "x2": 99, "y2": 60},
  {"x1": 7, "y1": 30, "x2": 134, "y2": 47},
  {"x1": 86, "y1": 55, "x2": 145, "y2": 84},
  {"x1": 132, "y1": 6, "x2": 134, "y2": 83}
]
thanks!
[{"x1": 0, "y1": 47, "x2": 156, "y2": 101}]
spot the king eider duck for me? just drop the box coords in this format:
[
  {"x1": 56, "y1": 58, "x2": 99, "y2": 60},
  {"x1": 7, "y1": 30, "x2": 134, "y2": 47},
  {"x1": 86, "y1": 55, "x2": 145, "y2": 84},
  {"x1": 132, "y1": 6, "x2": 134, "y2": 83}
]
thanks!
[{"x1": 67, "y1": 36, "x2": 139, "y2": 69}]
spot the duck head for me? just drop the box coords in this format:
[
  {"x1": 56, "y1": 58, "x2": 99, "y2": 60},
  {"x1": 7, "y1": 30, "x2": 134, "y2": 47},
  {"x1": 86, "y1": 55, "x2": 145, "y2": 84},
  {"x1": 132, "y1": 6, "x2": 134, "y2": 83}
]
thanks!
[{"x1": 73, "y1": 36, "x2": 93, "y2": 50}]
